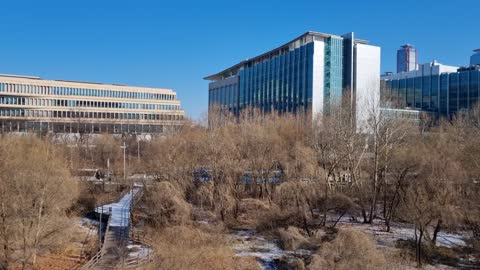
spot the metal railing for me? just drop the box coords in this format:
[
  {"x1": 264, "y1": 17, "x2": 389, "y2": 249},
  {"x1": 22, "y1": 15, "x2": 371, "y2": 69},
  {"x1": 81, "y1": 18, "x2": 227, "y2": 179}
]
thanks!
[
  {"x1": 75, "y1": 189, "x2": 144, "y2": 270},
  {"x1": 77, "y1": 206, "x2": 112, "y2": 270}
]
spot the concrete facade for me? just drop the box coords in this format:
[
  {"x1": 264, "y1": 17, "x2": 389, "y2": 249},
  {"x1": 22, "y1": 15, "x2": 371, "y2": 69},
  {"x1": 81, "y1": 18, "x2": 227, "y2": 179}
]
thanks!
[{"x1": 0, "y1": 74, "x2": 184, "y2": 134}]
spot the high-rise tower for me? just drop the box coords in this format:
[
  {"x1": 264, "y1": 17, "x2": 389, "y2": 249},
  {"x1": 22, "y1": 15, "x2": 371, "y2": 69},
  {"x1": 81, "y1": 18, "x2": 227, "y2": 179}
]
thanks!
[
  {"x1": 397, "y1": 44, "x2": 418, "y2": 73},
  {"x1": 471, "y1": 48, "x2": 480, "y2": 66}
]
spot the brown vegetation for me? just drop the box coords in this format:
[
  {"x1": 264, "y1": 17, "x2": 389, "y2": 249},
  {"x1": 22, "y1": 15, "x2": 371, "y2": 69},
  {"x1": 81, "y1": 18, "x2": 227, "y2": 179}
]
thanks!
[
  {"x1": 3, "y1": 97, "x2": 480, "y2": 269},
  {"x1": 307, "y1": 229, "x2": 386, "y2": 270},
  {"x1": 0, "y1": 136, "x2": 78, "y2": 270},
  {"x1": 146, "y1": 226, "x2": 237, "y2": 270}
]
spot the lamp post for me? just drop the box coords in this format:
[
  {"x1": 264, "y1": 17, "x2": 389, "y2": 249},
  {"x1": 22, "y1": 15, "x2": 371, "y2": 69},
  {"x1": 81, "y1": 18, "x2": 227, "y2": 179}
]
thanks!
[
  {"x1": 120, "y1": 142, "x2": 127, "y2": 188},
  {"x1": 67, "y1": 144, "x2": 75, "y2": 169}
]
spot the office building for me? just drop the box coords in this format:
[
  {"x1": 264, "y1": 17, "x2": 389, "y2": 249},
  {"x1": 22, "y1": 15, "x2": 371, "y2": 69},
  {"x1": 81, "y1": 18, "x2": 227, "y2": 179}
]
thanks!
[
  {"x1": 204, "y1": 31, "x2": 381, "y2": 132},
  {"x1": 0, "y1": 74, "x2": 184, "y2": 133},
  {"x1": 397, "y1": 44, "x2": 418, "y2": 73},
  {"x1": 471, "y1": 49, "x2": 480, "y2": 66},
  {"x1": 383, "y1": 59, "x2": 480, "y2": 117}
]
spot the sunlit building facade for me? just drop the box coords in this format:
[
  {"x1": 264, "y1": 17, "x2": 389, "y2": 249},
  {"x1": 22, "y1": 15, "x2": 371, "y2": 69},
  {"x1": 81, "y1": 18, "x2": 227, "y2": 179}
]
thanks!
[
  {"x1": 0, "y1": 74, "x2": 184, "y2": 133},
  {"x1": 205, "y1": 31, "x2": 381, "y2": 132},
  {"x1": 383, "y1": 61, "x2": 480, "y2": 117},
  {"x1": 397, "y1": 44, "x2": 418, "y2": 73}
]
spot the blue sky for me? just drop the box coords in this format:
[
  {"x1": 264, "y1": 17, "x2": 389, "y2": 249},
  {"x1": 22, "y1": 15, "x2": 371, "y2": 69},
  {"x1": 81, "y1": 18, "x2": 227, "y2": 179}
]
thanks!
[{"x1": 1, "y1": 0, "x2": 478, "y2": 120}]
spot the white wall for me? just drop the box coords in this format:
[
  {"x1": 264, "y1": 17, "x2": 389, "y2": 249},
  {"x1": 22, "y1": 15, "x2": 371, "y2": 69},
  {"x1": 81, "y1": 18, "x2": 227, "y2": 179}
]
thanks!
[
  {"x1": 355, "y1": 43, "x2": 381, "y2": 133},
  {"x1": 311, "y1": 40, "x2": 325, "y2": 119}
]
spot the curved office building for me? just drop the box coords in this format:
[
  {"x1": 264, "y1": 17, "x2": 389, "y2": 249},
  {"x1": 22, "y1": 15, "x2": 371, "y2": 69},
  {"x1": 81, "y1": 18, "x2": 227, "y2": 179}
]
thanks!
[{"x1": 0, "y1": 74, "x2": 184, "y2": 134}]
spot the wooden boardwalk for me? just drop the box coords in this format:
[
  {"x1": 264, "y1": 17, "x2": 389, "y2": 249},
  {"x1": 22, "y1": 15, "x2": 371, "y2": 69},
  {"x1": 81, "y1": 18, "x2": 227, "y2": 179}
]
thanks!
[{"x1": 80, "y1": 189, "x2": 140, "y2": 270}]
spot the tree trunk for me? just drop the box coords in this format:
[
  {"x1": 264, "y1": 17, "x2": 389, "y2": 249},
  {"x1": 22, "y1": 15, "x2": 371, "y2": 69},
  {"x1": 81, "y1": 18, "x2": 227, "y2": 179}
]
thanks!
[
  {"x1": 303, "y1": 215, "x2": 311, "y2": 237},
  {"x1": 361, "y1": 208, "x2": 368, "y2": 224},
  {"x1": 385, "y1": 187, "x2": 400, "y2": 232},
  {"x1": 367, "y1": 184, "x2": 379, "y2": 224},
  {"x1": 416, "y1": 227, "x2": 424, "y2": 267},
  {"x1": 21, "y1": 219, "x2": 28, "y2": 270},
  {"x1": 321, "y1": 174, "x2": 329, "y2": 227},
  {"x1": 32, "y1": 189, "x2": 46, "y2": 267},
  {"x1": 0, "y1": 202, "x2": 10, "y2": 269},
  {"x1": 332, "y1": 210, "x2": 347, "y2": 228},
  {"x1": 432, "y1": 219, "x2": 442, "y2": 245},
  {"x1": 368, "y1": 129, "x2": 380, "y2": 224}
]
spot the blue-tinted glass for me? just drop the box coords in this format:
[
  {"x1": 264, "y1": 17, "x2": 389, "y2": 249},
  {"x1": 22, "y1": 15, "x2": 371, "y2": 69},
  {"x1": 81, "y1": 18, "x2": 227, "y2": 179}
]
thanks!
[{"x1": 449, "y1": 73, "x2": 459, "y2": 114}]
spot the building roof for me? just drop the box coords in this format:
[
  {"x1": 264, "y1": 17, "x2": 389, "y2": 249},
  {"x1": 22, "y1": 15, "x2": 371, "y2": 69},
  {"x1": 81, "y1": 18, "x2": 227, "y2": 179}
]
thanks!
[
  {"x1": 0, "y1": 73, "x2": 175, "y2": 93},
  {"x1": 400, "y1": 44, "x2": 415, "y2": 48},
  {"x1": 204, "y1": 31, "x2": 369, "y2": 81},
  {"x1": 0, "y1": 73, "x2": 41, "y2": 79}
]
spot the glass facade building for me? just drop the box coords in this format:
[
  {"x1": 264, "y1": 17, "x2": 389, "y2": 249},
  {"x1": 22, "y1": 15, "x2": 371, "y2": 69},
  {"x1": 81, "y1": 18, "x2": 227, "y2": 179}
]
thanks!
[
  {"x1": 205, "y1": 31, "x2": 381, "y2": 131},
  {"x1": 470, "y1": 49, "x2": 480, "y2": 66},
  {"x1": 383, "y1": 64, "x2": 480, "y2": 117},
  {"x1": 0, "y1": 74, "x2": 184, "y2": 133}
]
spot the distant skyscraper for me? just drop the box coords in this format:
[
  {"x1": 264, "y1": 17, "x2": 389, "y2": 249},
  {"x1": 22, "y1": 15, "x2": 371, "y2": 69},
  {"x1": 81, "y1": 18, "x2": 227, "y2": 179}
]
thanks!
[
  {"x1": 397, "y1": 44, "x2": 418, "y2": 73},
  {"x1": 471, "y1": 48, "x2": 480, "y2": 66}
]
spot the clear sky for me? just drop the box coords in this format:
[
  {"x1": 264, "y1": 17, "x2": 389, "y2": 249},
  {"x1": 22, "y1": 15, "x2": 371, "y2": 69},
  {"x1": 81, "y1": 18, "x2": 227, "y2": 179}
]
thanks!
[{"x1": 1, "y1": 0, "x2": 479, "y2": 120}]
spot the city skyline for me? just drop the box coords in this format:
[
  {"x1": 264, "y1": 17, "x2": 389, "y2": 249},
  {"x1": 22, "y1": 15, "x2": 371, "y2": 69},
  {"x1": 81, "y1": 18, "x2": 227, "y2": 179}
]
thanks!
[{"x1": 1, "y1": 0, "x2": 479, "y2": 120}]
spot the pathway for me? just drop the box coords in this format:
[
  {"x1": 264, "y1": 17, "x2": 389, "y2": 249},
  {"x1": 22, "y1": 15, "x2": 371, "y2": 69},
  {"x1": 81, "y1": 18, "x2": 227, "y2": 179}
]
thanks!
[{"x1": 81, "y1": 189, "x2": 139, "y2": 270}]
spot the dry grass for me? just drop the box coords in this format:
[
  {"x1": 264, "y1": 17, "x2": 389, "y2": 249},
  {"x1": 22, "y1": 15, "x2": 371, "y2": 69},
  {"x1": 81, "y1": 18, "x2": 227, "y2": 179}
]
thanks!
[
  {"x1": 234, "y1": 256, "x2": 262, "y2": 270},
  {"x1": 277, "y1": 226, "x2": 310, "y2": 250},
  {"x1": 147, "y1": 225, "x2": 237, "y2": 270},
  {"x1": 307, "y1": 229, "x2": 386, "y2": 270},
  {"x1": 235, "y1": 198, "x2": 275, "y2": 228},
  {"x1": 144, "y1": 181, "x2": 192, "y2": 227}
]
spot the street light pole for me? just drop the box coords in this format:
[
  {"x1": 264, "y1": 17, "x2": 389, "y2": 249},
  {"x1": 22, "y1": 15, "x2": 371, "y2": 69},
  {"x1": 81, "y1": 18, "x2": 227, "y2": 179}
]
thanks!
[
  {"x1": 121, "y1": 142, "x2": 127, "y2": 187},
  {"x1": 137, "y1": 138, "x2": 140, "y2": 163}
]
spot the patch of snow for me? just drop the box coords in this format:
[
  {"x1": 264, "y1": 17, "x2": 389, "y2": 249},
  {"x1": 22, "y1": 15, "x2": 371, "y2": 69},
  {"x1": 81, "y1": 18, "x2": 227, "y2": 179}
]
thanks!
[
  {"x1": 231, "y1": 230, "x2": 312, "y2": 270},
  {"x1": 75, "y1": 217, "x2": 99, "y2": 234},
  {"x1": 436, "y1": 232, "x2": 466, "y2": 248},
  {"x1": 332, "y1": 216, "x2": 468, "y2": 249},
  {"x1": 126, "y1": 241, "x2": 153, "y2": 259}
]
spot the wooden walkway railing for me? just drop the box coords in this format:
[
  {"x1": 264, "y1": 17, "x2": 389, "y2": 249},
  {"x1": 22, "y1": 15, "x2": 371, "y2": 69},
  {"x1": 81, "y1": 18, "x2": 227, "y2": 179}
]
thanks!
[{"x1": 74, "y1": 188, "x2": 145, "y2": 270}]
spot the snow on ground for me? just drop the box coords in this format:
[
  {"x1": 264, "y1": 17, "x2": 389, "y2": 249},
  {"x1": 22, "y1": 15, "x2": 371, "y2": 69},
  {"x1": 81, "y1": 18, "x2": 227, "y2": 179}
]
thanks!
[
  {"x1": 75, "y1": 217, "x2": 99, "y2": 234},
  {"x1": 126, "y1": 241, "x2": 153, "y2": 259},
  {"x1": 329, "y1": 215, "x2": 469, "y2": 249},
  {"x1": 231, "y1": 230, "x2": 312, "y2": 270},
  {"x1": 95, "y1": 188, "x2": 139, "y2": 227},
  {"x1": 232, "y1": 230, "x2": 284, "y2": 261}
]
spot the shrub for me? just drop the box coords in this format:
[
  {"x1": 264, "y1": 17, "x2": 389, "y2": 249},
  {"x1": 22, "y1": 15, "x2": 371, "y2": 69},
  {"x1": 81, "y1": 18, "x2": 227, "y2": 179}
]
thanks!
[
  {"x1": 147, "y1": 226, "x2": 236, "y2": 270},
  {"x1": 277, "y1": 226, "x2": 310, "y2": 250},
  {"x1": 143, "y1": 181, "x2": 192, "y2": 227},
  {"x1": 234, "y1": 257, "x2": 262, "y2": 270},
  {"x1": 307, "y1": 229, "x2": 386, "y2": 270}
]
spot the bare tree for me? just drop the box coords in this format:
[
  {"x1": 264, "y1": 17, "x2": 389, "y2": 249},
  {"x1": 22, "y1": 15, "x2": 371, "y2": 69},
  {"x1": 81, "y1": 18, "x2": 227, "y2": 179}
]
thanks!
[{"x1": 0, "y1": 136, "x2": 77, "y2": 269}]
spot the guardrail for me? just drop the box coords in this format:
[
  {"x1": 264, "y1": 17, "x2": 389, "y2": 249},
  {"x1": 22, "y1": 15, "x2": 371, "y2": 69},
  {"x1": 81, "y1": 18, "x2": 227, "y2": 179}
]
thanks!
[
  {"x1": 117, "y1": 229, "x2": 155, "y2": 269},
  {"x1": 77, "y1": 206, "x2": 112, "y2": 270},
  {"x1": 74, "y1": 188, "x2": 147, "y2": 270}
]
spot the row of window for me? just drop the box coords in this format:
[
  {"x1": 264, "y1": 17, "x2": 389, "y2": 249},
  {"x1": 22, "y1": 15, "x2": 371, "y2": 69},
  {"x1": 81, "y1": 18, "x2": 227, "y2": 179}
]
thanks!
[
  {"x1": 0, "y1": 96, "x2": 181, "y2": 111},
  {"x1": 385, "y1": 69, "x2": 480, "y2": 115},
  {"x1": 0, "y1": 109, "x2": 183, "y2": 121},
  {"x1": 324, "y1": 36, "x2": 344, "y2": 108},
  {"x1": 0, "y1": 83, "x2": 177, "y2": 101},
  {"x1": 210, "y1": 42, "x2": 315, "y2": 114}
]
